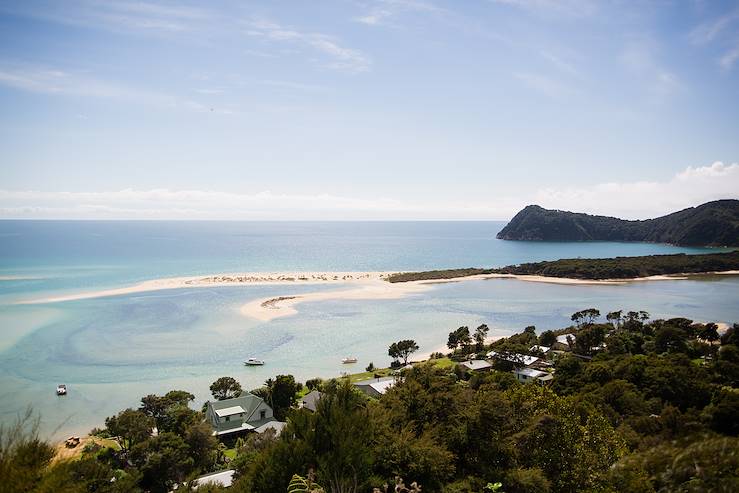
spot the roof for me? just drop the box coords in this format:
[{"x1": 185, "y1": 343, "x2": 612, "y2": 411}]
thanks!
[
  {"x1": 254, "y1": 420, "x2": 287, "y2": 435},
  {"x1": 207, "y1": 392, "x2": 265, "y2": 422},
  {"x1": 556, "y1": 334, "x2": 576, "y2": 344},
  {"x1": 461, "y1": 359, "x2": 492, "y2": 371},
  {"x1": 215, "y1": 406, "x2": 245, "y2": 418},
  {"x1": 195, "y1": 470, "x2": 235, "y2": 489},
  {"x1": 369, "y1": 379, "x2": 395, "y2": 394},
  {"x1": 515, "y1": 368, "x2": 549, "y2": 378},
  {"x1": 212, "y1": 421, "x2": 255, "y2": 436},
  {"x1": 354, "y1": 375, "x2": 395, "y2": 386},
  {"x1": 530, "y1": 345, "x2": 551, "y2": 353},
  {"x1": 487, "y1": 351, "x2": 539, "y2": 366},
  {"x1": 301, "y1": 390, "x2": 323, "y2": 412}
]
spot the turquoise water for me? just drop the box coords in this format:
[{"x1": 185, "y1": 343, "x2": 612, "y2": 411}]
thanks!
[{"x1": 0, "y1": 221, "x2": 736, "y2": 438}]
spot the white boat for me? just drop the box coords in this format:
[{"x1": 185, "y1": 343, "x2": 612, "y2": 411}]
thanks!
[
  {"x1": 56, "y1": 384, "x2": 67, "y2": 396},
  {"x1": 341, "y1": 357, "x2": 358, "y2": 364},
  {"x1": 244, "y1": 358, "x2": 265, "y2": 366}
]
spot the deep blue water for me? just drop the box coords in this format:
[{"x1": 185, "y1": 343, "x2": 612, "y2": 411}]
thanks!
[{"x1": 0, "y1": 220, "x2": 736, "y2": 438}]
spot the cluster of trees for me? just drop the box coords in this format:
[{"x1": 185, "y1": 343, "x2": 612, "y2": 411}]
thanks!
[
  {"x1": 4, "y1": 310, "x2": 738, "y2": 492},
  {"x1": 386, "y1": 250, "x2": 739, "y2": 283},
  {"x1": 447, "y1": 325, "x2": 489, "y2": 353}
]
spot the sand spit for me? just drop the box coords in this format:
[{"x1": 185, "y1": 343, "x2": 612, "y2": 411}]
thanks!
[{"x1": 17, "y1": 272, "x2": 393, "y2": 305}]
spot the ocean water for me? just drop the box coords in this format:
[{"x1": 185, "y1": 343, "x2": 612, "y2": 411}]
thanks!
[{"x1": 0, "y1": 221, "x2": 736, "y2": 438}]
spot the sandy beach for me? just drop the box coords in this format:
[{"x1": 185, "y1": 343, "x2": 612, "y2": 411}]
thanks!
[{"x1": 18, "y1": 269, "x2": 739, "y2": 323}]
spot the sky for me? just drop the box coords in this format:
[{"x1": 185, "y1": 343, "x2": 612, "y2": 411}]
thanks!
[{"x1": 0, "y1": 0, "x2": 738, "y2": 220}]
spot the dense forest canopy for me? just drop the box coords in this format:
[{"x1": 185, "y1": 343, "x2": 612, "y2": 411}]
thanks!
[
  {"x1": 496, "y1": 199, "x2": 739, "y2": 246},
  {"x1": 386, "y1": 250, "x2": 739, "y2": 282},
  {"x1": 3, "y1": 311, "x2": 738, "y2": 492}
]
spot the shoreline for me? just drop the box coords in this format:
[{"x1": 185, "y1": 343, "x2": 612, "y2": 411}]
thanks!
[{"x1": 16, "y1": 270, "x2": 739, "y2": 322}]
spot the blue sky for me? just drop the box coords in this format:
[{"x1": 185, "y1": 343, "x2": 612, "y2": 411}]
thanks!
[{"x1": 0, "y1": 0, "x2": 738, "y2": 220}]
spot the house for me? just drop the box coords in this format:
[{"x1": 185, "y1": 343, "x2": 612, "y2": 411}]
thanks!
[
  {"x1": 529, "y1": 345, "x2": 559, "y2": 362},
  {"x1": 354, "y1": 376, "x2": 395, "y2": 398},
  {"x1": 299, "y1": 390, "x2": 323, "y2": 412},
  {"x1": 552, "y1": 334, "x2": 575, "y2": 351},
  {"x1": 487, "y1": 351, "x2": 540, "y2": 367},
  {"x1": 460, "y1": 359, "x2": 492, "y2": 372},
  {"x1": 514, "y1": 368, "x2": 554, "y2": 385},
  {"x1": 193, "y1": 469, "x2": 235, "y2": 489},
  {"x1": 204, "y1": 392, "x2": 284, "y2": 437}
]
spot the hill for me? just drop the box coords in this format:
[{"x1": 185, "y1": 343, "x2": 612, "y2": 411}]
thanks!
[{"x1": 496, "y1": 199, "x2": 739, "y2": 246}]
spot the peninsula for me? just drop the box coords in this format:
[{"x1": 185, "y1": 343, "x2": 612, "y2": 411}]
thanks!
[
  {"x1": 386, "y1": 250, "x2": 739, "y2": 282},
  {"x1": 496, "y1": 199, "x2": 739, "y2": 246}
]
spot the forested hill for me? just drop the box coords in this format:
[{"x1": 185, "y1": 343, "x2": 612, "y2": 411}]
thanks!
[{"x1": 496, "y1": 199, "x2": 739, "y2": 246}]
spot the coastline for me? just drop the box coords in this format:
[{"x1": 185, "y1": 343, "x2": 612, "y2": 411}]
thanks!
[{"x1": 17, "y1": 269, "x2": 739, "y2": 322}]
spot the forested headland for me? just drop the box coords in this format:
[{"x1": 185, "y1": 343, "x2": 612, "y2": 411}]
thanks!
[
  {"x1": 386, "y1": 250, "x2": 739, "y2": 282},
  {"x1": 3, "y1": 310, "x2": 739, "y2": 492},
  {"x1": 496, "y1": 199, "x2": 739, "y2": 246}
]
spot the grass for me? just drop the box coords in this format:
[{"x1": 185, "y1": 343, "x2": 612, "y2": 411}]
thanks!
[
  {"x1": 223, "y1": 448, "x2": 237, "y2": 460},
  {"x1": 431, "y1": 357, "x2": 455, "y2": 369}
]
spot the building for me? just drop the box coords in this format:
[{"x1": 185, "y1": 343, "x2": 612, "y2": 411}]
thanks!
[
  {"x1": 299, "y1": 390, "x2": 323, "y2": 412},
  {"x1": 487, "y1": 351, "x2": 540, "y2": 367},
  {"x1": 460, "y1": 359, "x2": 493, "y2": 372},
  {"x1": 514, "y1": 368, "x2": 554, "y2": 385},
  {"x1": 204, "y1": 392, "x2": 284, "y2": 438},
  {"x1": 193, "y1": 470, "x2": 235, "y2": 489},
  {"x1": 354, "y1": 376, "x2": 395, "y2": 398},
  {"x1": 552, "y1": 334, "x2": 575, "y2": 351}
]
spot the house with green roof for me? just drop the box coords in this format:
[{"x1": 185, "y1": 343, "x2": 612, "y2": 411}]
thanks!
[{"x1": 204, "y1": 391, "x2": 284, "y2": 437}]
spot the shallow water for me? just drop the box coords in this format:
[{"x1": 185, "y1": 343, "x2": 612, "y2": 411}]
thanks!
[{"x1": 0, "y1": 221, "x2": 736, "y2": 438}]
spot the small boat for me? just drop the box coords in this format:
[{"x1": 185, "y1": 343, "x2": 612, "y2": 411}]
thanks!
[
  {"x1": 341, "y1": 357, "x2": 358, "y2": 364},
  {"x1": 244, "y1": 358, "x2": 265, "y2": 366},
  {"x1": 56, "y1": 384, "x2": 67, "y2": 396}
]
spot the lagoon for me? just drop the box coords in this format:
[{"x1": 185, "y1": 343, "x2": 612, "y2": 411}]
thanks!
[{"x1": 0, "y1": 221, "x2": 736, "y2": 438}]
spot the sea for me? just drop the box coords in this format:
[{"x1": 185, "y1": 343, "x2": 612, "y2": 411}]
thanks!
[{"x1": 0, "y1": 220, "x2": 737, "y2": 439}]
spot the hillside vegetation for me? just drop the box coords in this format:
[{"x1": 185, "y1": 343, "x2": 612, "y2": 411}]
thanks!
[
  {"x1": 386, "y1": 251, "x2": 739, "y2": 282},
  {"x1": 496, "y1": 199, "x2": 739, "y2": 246}
]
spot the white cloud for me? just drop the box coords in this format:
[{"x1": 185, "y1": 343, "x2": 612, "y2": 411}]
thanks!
[
  {"x1": 489, "y1": 0, "x2": 597, "y2": 18},
  {"x1": 0, "y1": 64, "x2": 234, "y2": 114},
  {"x1": 533, "y1": 162, "x2": 739, "y2": 219},
  {"x1": 353, "y1": 0, "x2": 444, "y2": 27},
  {"x1": 245, "y1": 18, "x2": 371, "y2": 73},
  {"x1": 1, "y1": 163, "x2": 737, "y2": 220}
]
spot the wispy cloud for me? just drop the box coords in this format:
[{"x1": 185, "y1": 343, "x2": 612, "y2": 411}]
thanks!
[
  {"x1": 513, "y1": 72, "x2": 570, "y2": 98},
  {"x1": 620, "y1": 39, "x2": 682, "y2": 100},
  {"x1": 488, "y1": 0, "x2": 598, "y2": 18},
  {"x1": 0, "y1": 0, "x2": 214, "y2": 34},
  {"x1": 689, "y1": 7, "x2": 739, "y2": 71},
  {"x1": 0, "y1": 64, "x2": 234, "y2": 113},
  {"x1": 354, "y1": 0, "x2": 445, "y2": 27},
  {"x1": 245, "y1": 18, "x2": 371, "y2": 73},
  {"x1": 3, "y1": 163, "x2": 735, "y2": 220}
]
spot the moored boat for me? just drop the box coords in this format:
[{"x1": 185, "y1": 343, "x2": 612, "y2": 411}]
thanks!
[
  {"x1": 341, "y1": 357, "x2": 358, "y2": 364},
  {"x1": 244, "y1": 358, "x2": 265, "y2": 366},
  {"x1": 56, "y1": 384, "x2": 67, "y2": 396}
]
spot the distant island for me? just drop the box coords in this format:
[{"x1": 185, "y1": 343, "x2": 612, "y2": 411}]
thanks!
[
  {"x1": 496, "y1": 199, "x2": 739, "y2": 246},
  {"x1": 387, "y1": 250, "x2": 739, "y2": 282}
]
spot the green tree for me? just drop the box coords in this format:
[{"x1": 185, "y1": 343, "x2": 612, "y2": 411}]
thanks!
[
  {"x1": 105, "y1": 409, "x2": 154, "y2": 453},
  {"x1": 130, "y1": 432, "x2": 194, "y2": 493},
  {"x1": 606, "y1": 310, "x2": 623, "y2": 329},
  {"x1": 474, "y1": 324, "x2": 490, "y2": 350},
  {"x1": 267, "y1": 374, "x2": 303, "y2": 421},
  {"x1": 538, "y1": 330, "x2": 556, "y2": 347},
  {"x1": 389, "y1": 340, "x2": 420, "y2": 365},
  {"x1": 209, "y1": 376, "x2": 243, "y2": 401},
  {"x1": 571, "y1": 308, "x2": 600, "y2": 328}
]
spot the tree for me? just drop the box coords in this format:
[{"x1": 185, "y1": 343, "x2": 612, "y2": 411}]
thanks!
[
  {"x1": 105, "y1": 409, "x2": 154, "y2": 453},
  {"x1": 366, "y1": 362, "x2": 375, "y2": 372},
  {"x1": 389, "y1": 339, "x2": 420, "y2": 365},
  {"x1": 130, "y1": 432, "x2": 194, "y2": 493},
  {"x1": 184, "y1": 421, "x2": 219, "y2": 472},
  {"x1": 209, "y1": 376, "x2": 242, "y2": 400},
  {"x1": 539, "y1": 330, "x2": 556, "y2": 347},
  {"x1": 606, "y1": 310, "x2": 623, "y2": 329},
  {"x1": 474, "y1": 324, "x2": 490, "y2": 350},
  {"x1": 267, "y1": 374, "x2": 303, "y2": 421},
  {"x1": 571, "y1": 308, "x2": 600, "y2": 328},
  {"x1": 447, "y1": 331, "x2": 459, "y2": 351},
  {"x1": 306, "y1": 378, "x2": 323, "y2": 391},
  {"x1": 699, "y1": 323, "x2": 720, "y2": 346}
]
